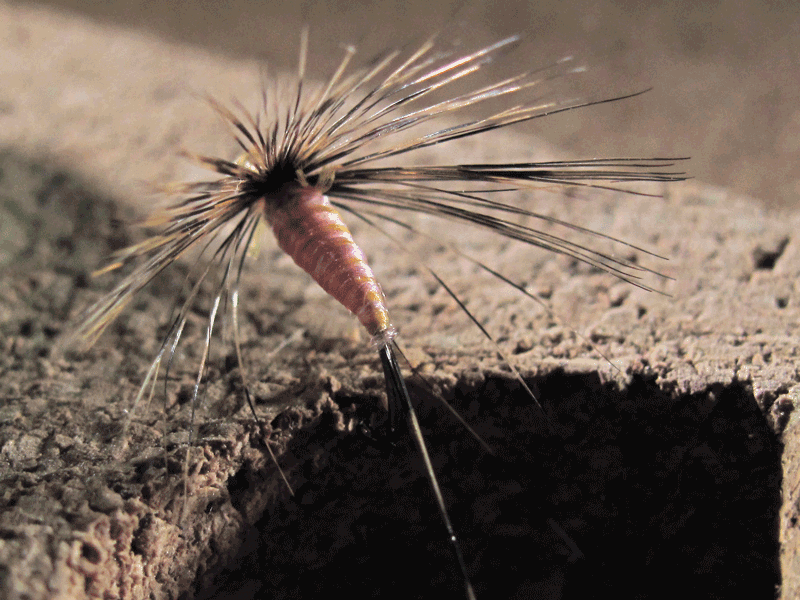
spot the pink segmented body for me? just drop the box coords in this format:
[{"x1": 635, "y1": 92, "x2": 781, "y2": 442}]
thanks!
[{"x1": 265, "y1": 185, "x2": 393, "y2": 340}]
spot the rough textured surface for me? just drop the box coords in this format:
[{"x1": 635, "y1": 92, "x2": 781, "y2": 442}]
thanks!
[{"x1": 0, "y1": 4, "x2": 797, "y2": 600}]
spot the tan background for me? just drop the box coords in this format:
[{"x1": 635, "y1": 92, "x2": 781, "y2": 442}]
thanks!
[{"x1": 28, "y1": 0, "x2": 800, "y2": 210}]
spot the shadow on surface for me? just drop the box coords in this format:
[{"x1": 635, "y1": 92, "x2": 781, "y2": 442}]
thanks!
[{"x1": 202, "y1": 370, "x2": 782, "y2": 600}]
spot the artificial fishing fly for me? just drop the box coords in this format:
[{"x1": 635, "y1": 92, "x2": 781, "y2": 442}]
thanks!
[{"x1": 74, "y1": 31, "x2": 686, "y2": 599}]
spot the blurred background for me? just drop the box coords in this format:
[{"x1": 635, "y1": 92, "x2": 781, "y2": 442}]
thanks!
[{"x1": 26, "y1": 0, "x2": 800, "y2": 210}]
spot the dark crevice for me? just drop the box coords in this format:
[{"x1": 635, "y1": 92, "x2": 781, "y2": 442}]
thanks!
[{"x1": 753, "y1": 237, "x2": 789, "y2": 270}]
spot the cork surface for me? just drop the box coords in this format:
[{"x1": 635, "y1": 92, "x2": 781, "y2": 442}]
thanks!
[{"x1": 0, "y1": 3, "x2": 797, "y2": 599}]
